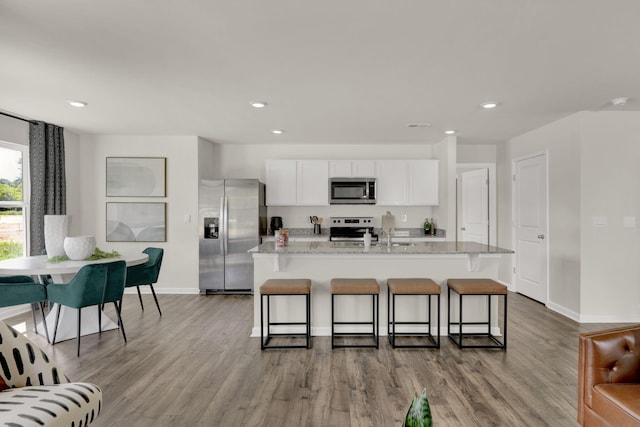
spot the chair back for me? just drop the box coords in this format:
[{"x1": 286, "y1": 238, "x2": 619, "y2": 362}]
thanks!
[
  {"x1": 54, "y1": 264, "x2": 109, "y2": 308},
  {"x1": 0, "y1": 277, "x2": 46, "y2": 308},
  {"x1": 126, "y1": 247, "x2": 164, "y2": 286},
  {"x1": 143, "y1": 247, "x2": 164, "y2": 282},
  {"x1": 102, "y1": 260, "x2": 127, "y2": 304}
]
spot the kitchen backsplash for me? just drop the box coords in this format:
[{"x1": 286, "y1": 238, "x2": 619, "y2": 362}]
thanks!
[{"x1": 267, "y1": 205, "x2": 437, "y2": 229}]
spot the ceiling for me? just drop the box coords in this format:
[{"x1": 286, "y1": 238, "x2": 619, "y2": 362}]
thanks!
[{"x1": 1, "y1": 1, "x2": 640, "y2": 145}]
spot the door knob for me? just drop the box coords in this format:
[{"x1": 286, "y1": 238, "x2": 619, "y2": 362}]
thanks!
[
  {"x1": 537, "y1": 234, "x2": 545, "y2": 239},
  {"x1": 460, "y1": 227, "x2": 466, "y2": 231}
]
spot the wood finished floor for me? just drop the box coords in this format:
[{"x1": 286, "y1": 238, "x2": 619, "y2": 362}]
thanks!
[{"x1": 5, "y1": 292, "x2": 629, "y2": 427}]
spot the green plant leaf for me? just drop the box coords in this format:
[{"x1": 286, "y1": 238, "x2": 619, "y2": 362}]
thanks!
[{"x1": 403, "y1": 388, "x2": 433, "y2": 427}]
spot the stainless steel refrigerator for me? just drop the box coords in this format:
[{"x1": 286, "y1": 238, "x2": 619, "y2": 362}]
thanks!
[{"x1": 199, "y1": 179, "x2": 267, "y2": 294}]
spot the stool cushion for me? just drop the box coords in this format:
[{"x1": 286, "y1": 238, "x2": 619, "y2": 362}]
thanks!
[
  {"x1": 260, "y1": 279, "x2": 311, "y2": 295},
  {"x1": 331, "y1": 278, "x2": 380, "y2": 295},
  {"x1": 447, "y1": 278, "x2": 507, "y2": 295},
  {"x1": 388, "y1": 278, "x2": 440, "y2": 295}
]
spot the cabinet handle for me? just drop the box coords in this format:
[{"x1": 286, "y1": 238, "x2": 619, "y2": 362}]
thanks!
[{"x1": 537, "y1": 234, "x2": 545, "y2": 239}]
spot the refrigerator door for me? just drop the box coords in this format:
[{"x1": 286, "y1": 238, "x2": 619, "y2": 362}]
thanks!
[
  {"x1": 224, "y1": 179, "x2": 261, "y2": 292},
  {"x1": 199, "y1": 179, "x2": 225, "y2": 292}
]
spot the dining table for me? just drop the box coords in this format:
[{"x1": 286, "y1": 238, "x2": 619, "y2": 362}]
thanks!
[{"x1": 0, "y1": 252, "x2": 148, "y2": 342}]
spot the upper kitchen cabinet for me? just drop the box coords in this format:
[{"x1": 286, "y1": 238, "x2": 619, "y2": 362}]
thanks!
[
  {"x1": 297, "y1": 160, "x2": 329, "y2": 206},
  {"x1": 408, "y1": 159, "x2": 438, "y2": 205},
  {"x1": 265, "y1": 160, "x2": 329, "y2": 206},
  {"x1": 375, "y1": 160, "x2": 438, "y2": 206},
  {"x1": 266, "y1": 160, "x2": 297, "y2": 205},
  {"x1": 329, "y1": 160, "x2": 375, "y2": 177}
]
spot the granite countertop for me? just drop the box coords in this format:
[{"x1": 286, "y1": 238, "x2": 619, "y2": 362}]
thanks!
[
  {"x1": 251, "y1": 240, "x2": 513, "y2": 255},
  {"x1": 262, "y1": 227, "x2": 446, "y2": 239}
]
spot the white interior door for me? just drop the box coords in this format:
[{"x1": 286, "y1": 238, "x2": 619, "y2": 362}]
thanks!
[
  {"x1": 513, "y1": 153, "x2": 548, "y2": 304},
  {"x1": 461, "y1": 168, "x2": 489, "y2": 244}
]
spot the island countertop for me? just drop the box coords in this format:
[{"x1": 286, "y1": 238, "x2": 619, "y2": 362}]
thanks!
[{"x1": 250, "y1": 240, "x2": 513, "y2": 256}]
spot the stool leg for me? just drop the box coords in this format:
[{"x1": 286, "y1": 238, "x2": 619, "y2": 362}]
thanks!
[
  {"x1": 503, "y1": 293, "x2": 508, "y2": 349},
  {"x1": 447, "y1": 287, "x2": 451, "y2": 339},
  {"x1": 391, "y1": 292, "x2": 396, "y2": 348},
  {"x1": 306, "y1": 293, "x2": 311, "y2": 349},
  {"x1": 260, "y1": 294, "x2": 265, "y2": 350},
  {"x1": 376, "y1": 293, "x2": 379, "y2": 348},
  {"x1": 331, "y1": 294, "x2": 335, "y2": 349},
  {"x1": 436, "y1": 293, "x2": 440, "y2": 348},
  {"x1": 488, "y1": 294, "x2": 492, "y2": 338},
  {"x1": 387, "y1": 287, "x2": 391, "y2": 347},
  {"x1": 458, "y1": 293, "x2": 463, "y2": 348}
]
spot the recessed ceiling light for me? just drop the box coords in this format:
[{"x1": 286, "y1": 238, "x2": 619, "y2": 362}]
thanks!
[
  {"x1": 251, "y1": 101, "x2": 267, "y2": 108},
  {"x1": 67, "y1": 100, "x2": 88, "y2": 108},
  {"x1": 611, "y1": 97, "x2": 629, "y2": 106},
  {"x1": 481, "y1": 102, "x2": 498, "y2": 109},
  {"x1": 271, "y1": 129, "x2": 284, "y2": 134},
  {"x1": 407, "y1": 123, "x2": 431, "y2": 128},
  {"x1": 444, "y1": 130, "x2": 456, "y2": 135}
]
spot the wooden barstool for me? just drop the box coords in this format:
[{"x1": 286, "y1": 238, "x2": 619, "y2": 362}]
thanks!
[
  {"x1": 387, "y1": 278, "x2": 440, "y2": 348},
  {"x1": 260, "y1": 278, "x2": 311, "y2": 350},
  {"x1": 447, "y1": 278, "x2": 507, "y2": 349},
  {"x1": 331, "y1": 278, "x2": 380, "y2": 349}
]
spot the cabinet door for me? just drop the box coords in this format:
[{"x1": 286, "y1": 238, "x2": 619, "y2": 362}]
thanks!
[
  {"x1": 265, "y1": 160, "x2": 297, "y2": 206},
  {"x1": 329, "y1": 160, "x2": 352, "y2": 178},
  {"x1": 408, "y1": 160, "x2": 439, "y2": 205},
  {"x1": 375, "y1": 160, "x2": 407, "y2": 205},
  {"x1": 352, "y1": 160, "x2": 375, "y2": 177},
  {"x1": 297, "y1": 160, "x2": 329, "y2": 206}
]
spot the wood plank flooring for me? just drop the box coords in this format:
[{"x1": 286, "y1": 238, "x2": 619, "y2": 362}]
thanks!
[{"x1": 4, "y1": 292, "x2": 630, "y2": 427}]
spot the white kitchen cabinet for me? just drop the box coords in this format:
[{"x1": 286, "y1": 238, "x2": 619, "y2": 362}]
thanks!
[
  {"x1": 297, "y1": 160, "x2": 329, "y2": 206},
  {"x1": 266, "y1": 160, "x2": 328, "y2": 206},
  {"x1": 265, "y1": 160, "x2": 297, "y2": 206},
  {"x1": 408, "y1": 160, "x2": 439, "y2": 205},
  {"x1": 375, "y1": 160, "x2": 407, "y2": 205},
  {"x1": 329, "y1": 160, "x2": 375, "y2": 177},
  {"x1": 375, "y1": 159, "x2": 439, "y2": 206}
]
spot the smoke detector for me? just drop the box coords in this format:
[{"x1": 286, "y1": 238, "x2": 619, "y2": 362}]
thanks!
[{"x1": 611, "y1": 97, "x2": 629, "y2": 106}]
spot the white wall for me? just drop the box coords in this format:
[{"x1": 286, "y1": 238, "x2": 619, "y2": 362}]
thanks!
[
  {"x1": 498, "y1": 113, "x2": 582, "y2": 318},
  {"x1": 578, "y1": 112, "x2": 640, "y2": 321},
  {"x1": 457, "y1": 144, "x2": 497, "y2": 164},
  {"x1": 77, "y1": 135, "x2": 201, "y2": 294}
]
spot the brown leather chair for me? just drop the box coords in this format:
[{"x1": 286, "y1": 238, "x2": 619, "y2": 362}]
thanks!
[{"x1": 578, "y1": 325, "x2": 640, "y2": 426}]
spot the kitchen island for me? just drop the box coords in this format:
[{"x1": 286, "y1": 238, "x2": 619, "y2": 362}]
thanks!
[{"x1": 250, "y1": 241, "x2": 513, "y2": 338}]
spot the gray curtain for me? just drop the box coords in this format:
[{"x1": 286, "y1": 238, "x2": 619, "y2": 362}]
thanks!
[{"x1": 29, "y1": 121, "x2": 66, "y2": 255}]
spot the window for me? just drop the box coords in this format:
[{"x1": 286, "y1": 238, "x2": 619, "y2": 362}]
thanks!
[{"x1": 0, "y1": 141, "x2": 28, "y2": 260}]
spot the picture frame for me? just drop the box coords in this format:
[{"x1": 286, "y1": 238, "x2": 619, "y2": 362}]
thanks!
[
  {"x1": 106, "y1": 157, "x2": 166, "y2": 197},
  {"x1": 106, "y1": 202, "x2": 166, "y2": 242}
]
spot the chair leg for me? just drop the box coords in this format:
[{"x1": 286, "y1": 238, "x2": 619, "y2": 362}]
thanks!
[
  {"x1": 39, "y1": 302, "x2": 50, "y2": 343},
  {"x1": 98, "y1": 306, "x2": 102, "y2": 333},
  {"x1": 52, "y1": 304, "x2": 62, "y2": 344},
  {"x1": 30, "y1": 304, "x2": 38, "y2": 334},
  {"x1": 149, "y1": 284, "x2": 162, "y2": 315},
  {"x1": 136, "y1": 286, "x2": 144, "y2": 311},
  {"x1": 114, "y1": 301, "x2": 127, "y2": 343},
  {"x1": 77, "y1": 307, "x2": 82, "y2": 357}
]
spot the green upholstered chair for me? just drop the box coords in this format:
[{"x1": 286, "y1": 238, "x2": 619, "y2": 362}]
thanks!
[
  {"x1": 0, "y1": 275, "x2": 50, "y2": 343},
  {"x1": 48, "y1": 261, "x2": 127, "y2": 356},
  {"x1": 125, "y1": 247, "x2": 164, "y2": 315}
]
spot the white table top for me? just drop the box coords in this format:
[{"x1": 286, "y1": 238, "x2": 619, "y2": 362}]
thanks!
[{"x1": 0, "y1": 253, "x2": 148, "y2": 276}]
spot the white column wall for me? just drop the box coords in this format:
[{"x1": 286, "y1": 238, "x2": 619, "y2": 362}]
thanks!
[
  {"x1": 497, "y1": 114, "x2": 582, "y2": 318},
  {"x1": 578, "y1": 112, "x2": 640, "y2": 321},
  {"x1": 77, "y1": 134, "x2": 201, "y2": 294}
]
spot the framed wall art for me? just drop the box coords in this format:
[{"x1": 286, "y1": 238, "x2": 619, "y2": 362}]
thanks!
[
  {"x1": 106, "y1": 157, "x2": 166, "y2": 197},
  {"x1": 106, "y1": 202, "x2": 166, "y2": 242}
]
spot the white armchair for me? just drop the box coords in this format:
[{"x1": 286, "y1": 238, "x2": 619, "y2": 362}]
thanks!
[{"x1": 0, "y1": 320, "x2": 102, "y2": 426}]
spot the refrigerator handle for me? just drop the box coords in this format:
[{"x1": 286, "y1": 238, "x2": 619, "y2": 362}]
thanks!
[
  {"x1": 219, "y1": 197, "x2": 225, "y2": 254},
  {"x1": 223, "y1": 196, "x2": 229, "y2": 254}
]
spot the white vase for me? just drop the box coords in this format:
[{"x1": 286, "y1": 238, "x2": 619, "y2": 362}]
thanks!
[
  {"x1": 64, "y1": 236, "x2": 96, "y2": 260},
  {"x1": 44, "y1": 215, "x2": 69, "y2": 257}
]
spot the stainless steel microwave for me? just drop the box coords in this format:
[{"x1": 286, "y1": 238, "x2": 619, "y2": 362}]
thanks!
[{"x1": 329, "y1": 177, "x2": 376, "y2": 204}]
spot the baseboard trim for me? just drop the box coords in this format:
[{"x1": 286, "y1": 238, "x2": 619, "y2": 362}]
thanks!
[
  {"x1": 546, "y1": 301, "x2": 580, "y2": 322},
  {"x1": 123, "y1": 288, "x2": 201, "y2": 295},
  {"x1": 0, "y1": 305, "x2": 31, "y2": 321}
]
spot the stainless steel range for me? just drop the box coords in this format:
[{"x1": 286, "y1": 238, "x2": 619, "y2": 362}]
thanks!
[{"x1": 329, "y1": 217, "x2": 379, "y2": 242}]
